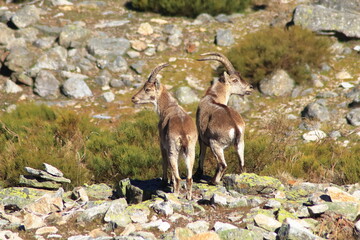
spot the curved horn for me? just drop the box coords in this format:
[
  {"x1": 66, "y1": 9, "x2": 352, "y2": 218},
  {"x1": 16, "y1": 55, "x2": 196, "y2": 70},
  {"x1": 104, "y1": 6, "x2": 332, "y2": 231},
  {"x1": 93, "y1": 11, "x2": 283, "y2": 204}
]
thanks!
[
  {"x1": 197, "y1": 52, "x2": 236, "y2": 74},
  {"x1": 148, "y1": 63, "x2": 170, "y2": 83}
]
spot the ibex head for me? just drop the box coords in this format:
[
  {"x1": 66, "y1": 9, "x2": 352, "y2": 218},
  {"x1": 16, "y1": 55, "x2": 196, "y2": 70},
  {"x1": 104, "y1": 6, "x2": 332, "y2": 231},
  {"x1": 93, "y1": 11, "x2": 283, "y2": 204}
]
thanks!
[
  {"x1": 198, "y1": 52, "x2": 253, "y2": 96},
  {"x1": 132, "y1": 63, "x2": 170, "y2": 105}
]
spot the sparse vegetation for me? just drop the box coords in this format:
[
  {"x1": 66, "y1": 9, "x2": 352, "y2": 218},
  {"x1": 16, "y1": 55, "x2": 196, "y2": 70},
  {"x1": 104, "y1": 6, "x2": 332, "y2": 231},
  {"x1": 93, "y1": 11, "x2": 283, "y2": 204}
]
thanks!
[
  {"x1": 1, "y1": 104, "x2": 359, "y2": 189},
  {"x1": 227, "y1": 26, "x2": 332, "y2": 86},
  {"x1": 131, "y1": 0, "x2": 251, "y2": 18}
]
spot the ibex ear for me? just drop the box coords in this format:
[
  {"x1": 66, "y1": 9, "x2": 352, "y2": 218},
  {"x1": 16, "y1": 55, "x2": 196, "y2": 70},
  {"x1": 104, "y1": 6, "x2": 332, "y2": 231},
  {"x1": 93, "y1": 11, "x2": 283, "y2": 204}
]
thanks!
[
  {"x1": 155, "y1": 79, "x2": 161, "y2": 90},
  {"x1": 223, "y1": 71, "x2": 230, "y2": 83}
]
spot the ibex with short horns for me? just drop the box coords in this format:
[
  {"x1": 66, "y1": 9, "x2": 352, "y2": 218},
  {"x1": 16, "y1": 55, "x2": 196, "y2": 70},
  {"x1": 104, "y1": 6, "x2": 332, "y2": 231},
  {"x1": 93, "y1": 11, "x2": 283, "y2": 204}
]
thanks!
[
  {"x1": 194, "y1": 52, "x2": 253, "y2": 185},
  {"x1": 132, "y1": 63, "x2": 197, "y2": 200}
]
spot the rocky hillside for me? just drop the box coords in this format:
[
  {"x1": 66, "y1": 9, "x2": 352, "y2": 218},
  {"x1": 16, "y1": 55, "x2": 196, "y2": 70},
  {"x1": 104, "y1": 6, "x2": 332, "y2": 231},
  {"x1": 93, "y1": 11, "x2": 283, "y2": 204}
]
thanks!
[
  {"x1": 1, "y1": 163, "x2": 360, "y2": 240},
  {"x1": 0, "y1": 0, "x2": 360, "y2": 239}
]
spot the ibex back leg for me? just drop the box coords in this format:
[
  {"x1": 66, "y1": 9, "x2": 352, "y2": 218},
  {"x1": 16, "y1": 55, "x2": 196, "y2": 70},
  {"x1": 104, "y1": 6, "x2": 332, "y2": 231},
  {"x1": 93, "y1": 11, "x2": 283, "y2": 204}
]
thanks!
[
  {"x1": 236, "y1": 131, "x2": 246, "y2": 173},
  {"x1": 160, "y1": 143, "x2": 169, "y2": 186},
  {"x1": 184, "y1": 144, "x2": 195, "y2": 200},
  {"x1": 209, "y1": 141, "x2": 227, "y2": 185},
  {"x1": 194, "y1": 139, "x2": 207, "y2": 181},
  {"x1": 168, "y1": 151, "x2": 181, "y2": 195}
]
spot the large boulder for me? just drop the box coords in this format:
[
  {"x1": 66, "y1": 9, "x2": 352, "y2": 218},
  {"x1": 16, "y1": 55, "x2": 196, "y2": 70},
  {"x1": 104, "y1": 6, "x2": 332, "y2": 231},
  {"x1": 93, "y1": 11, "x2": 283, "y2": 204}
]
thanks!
[
  {"x1": 316, "y1": 0, "x2": 360, "y2": 12},
  {"x1": 4, "y1": 47, "x2": 37, "y2": 73},
  {"x1": 31, "y1": 46, "x2": 68, "y2": 75},
  {"x1": 293, "y1": 4, "x2": 360, "y2": 38},
  {"x1": 10, "y1": 5, "x2": 41, "y2": 29},
  {"x1": 59, "y1": 24, "x2": 91, "y2": 49},
  {"x1": 61, "y1": 77, "x2": 93, "y2": 98},
  {"x1": 0, "y1": 23, "x2": 15, "y2": 46},
  {"x1": 259, "y1": 69, "x2": 295, "y2": 97},
  {"x1": 301, "y1": 99, "x2": 331, "y2": 122},
  {"x1": 34, "y1": 70, "x2": 60, "y2": 99},
  {"x1": 86, "y1": 37, "x2": 130, "y2": 59},
  {"x1": 175, "y1": 86, "x2": 199, "y2": 105},
  {"x1": 346, "y1": 108, "x2": 360, "y2": 126}
]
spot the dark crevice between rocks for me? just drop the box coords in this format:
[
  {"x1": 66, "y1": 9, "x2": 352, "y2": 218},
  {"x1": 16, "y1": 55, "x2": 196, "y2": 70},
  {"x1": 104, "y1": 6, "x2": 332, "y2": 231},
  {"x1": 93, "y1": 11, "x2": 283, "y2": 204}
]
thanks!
[
  {"x1": 0, "y1": 64, "x2": 13, "y2": 77},
  {"x1": 6, "y1": 20, "x2": 18, "y2": 30}
]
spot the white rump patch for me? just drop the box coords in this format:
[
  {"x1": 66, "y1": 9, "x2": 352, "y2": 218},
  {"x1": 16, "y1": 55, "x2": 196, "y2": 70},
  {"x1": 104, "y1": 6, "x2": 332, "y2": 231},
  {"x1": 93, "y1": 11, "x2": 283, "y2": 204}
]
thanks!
[{"x1": 229, "y1": 128, "x2": 235, "y2": 139}]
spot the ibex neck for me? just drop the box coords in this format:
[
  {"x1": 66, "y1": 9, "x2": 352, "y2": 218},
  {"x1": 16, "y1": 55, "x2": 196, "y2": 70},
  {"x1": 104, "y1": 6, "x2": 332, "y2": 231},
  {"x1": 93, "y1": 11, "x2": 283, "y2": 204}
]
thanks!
[
  {"x1": 206, "y1": 81, "x2": 230, "y2": 104},
  {"x1": 156, "y1": 87, "x2": 179, "y2": 118}
]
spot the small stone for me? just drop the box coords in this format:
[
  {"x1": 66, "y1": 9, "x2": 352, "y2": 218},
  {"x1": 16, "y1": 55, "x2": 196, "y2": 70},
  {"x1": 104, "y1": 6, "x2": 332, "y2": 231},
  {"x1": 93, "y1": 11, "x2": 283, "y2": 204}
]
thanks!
[
  {"x1": 213, "y1": 222, "x2": 238, "y2": 232},
  {"x1": 131, "y1": 40, "x2": 147, "y2": 51},
  {"x1": 101, "y1": 91, "x2": 115, "y2": 103},
  {"x1": 325, "y1": 187, "x2": 359, "y2": 202},
  {"x1": 215, "y1": 28, "x2": 235, "y2": 47},
  {"x1": 308, "y1": 204, "x2": 329, "y2": 216},
  {"x1": 254, "y1": 214, "x2": 282, "y2": 232},
  {"x1": 3, "y1": 80, "x2": 23, "y2": 93},
  {"x1": 35, "y1": 226, "x2": 58, "y2": 235},
  {"x1": 340, "y1": 82, "x2": 354, "y2": 89},
  {"x1": 152, "y1": 201, "x2": 173, "y2": 216},
  {"x1": 210, "y1": 194, "x2": 227, "y2": 206},
  {"x1": 186, "y1": 220, "x2": 210, "y2": 234},
  {"x1": 137, "y1": 23, "x2": 153, "y2": 35},
  {"x1": 127, "y1": 50, "x2": 140, "y2": 58},
  {"x1": 336, "y1": 71, "x2": 352, "y2": 80},
  {"x1": 43, "y1": 163, "x2": 63, "y2": 177},
  {"x1": 302, "y1": 130, "x2": 327, "y2": 142},
  {"x1": 72, "y1": 187, "x2": 89, "y2": 202}
]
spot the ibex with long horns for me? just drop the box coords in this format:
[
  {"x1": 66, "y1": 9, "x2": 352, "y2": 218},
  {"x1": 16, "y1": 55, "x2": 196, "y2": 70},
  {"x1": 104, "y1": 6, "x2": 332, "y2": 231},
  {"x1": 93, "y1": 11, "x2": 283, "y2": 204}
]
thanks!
[
  {"x1": 194, "y1": 52, "x2": 253, "y2": 185},
  {"x1": 131, "y1": 63, "x2": 197, "y2": 200}
]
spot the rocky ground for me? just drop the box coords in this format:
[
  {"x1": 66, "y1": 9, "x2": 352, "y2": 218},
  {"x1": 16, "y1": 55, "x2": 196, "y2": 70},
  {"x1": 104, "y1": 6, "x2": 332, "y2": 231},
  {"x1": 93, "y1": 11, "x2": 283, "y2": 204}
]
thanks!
[{"x1": 0, "y1": 0, "x2": 360, "y2": 239}]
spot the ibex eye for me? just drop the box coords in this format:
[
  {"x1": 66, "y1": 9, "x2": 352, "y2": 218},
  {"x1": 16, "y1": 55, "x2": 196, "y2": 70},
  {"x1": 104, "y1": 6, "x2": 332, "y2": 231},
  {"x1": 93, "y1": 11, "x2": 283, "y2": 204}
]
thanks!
[{"x1": 145, "y1": 89, "x2": 150, "y2": 93}]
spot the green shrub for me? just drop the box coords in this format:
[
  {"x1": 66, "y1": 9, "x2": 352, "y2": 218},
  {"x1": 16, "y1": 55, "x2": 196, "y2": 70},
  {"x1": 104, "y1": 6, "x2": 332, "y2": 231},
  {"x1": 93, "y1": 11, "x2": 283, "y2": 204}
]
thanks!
[
  {"x1": 131, "y1": 0, "x2": 251, "y2": 17},
  {"x1": 227, "y1": 26, "x2": 331, "y2": 86}
]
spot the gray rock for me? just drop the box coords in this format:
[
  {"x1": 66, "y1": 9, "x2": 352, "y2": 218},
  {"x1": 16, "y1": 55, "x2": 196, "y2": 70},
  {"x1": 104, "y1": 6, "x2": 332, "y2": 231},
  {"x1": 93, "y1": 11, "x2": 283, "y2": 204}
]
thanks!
[
  {"x1": 302, "y1": 130, "x2": 327, "y2": 142},
  {"x1": 59, "y1": 24, "x2": 91, "y2": 49},
  {"x1": 51, "y1": 0, "x2": 74, "y2": 6},
  {"x1": 3, "y1": 80, "x2": 22, "y2": 94},
  {"x1": 325, "y1": 202, "x2": 359, "y2": 221},
  {"x1": 104, "y1": 198, "x2": 130, "y2": 227},
  {"x1": 193, "y1": 13, "x2": 215, "y2": 25},
  {"x1": 316, "y1": 91, "x2": 338, "y2": 98},
  {"x1": 215, "y1": 29, "x2": 235, "y2": 47},
  {"x1": 62, "y1": 77, "x2": 93, "y2": 98},
  {"x1": 110, "y1": 79, "x2": 125, "y2": 88},
  {"x1": 228, "y1": 95, "x2": 251, "y2": 113},
  {"x1": 43, "y1": 163, "x2": 63, "y2": 177},
  {"x1": 107, "y1": 56, "x2": 128, "y2": 73},
  {"x1": 16, "y1": 27, "x2": 39, "y2": 43},
  {"x1": 346, "y1": 108, "x2": 360, "y2": 126},
  {"x1": 264, "y1": 199, "x2": 282, "y2": 209},
  {"x1": 87, "y1": 37, "x2": 130, "y2": 59},
  {"x1": 5, "y1": 47, "x2": 36, "y2": 73},
  {"x1": 175, "y1": 86, "x2": 199, "y2": 105},
  {"x1": 77, "y1": 201, "x2": 112, "y2": 223},
  {"x1": 84, "y1": 183, "x2": 113, "y2": 200},
  {"x1": 33, "y1": 36, "x2": 56, "y2": 49},
  {"x1": 308, "y1": 204, "x2": 329, "y2": 216},
  {"x1": 31, "y1": 46, "x2": 68, "y2": 75},
  {"x1": 260, "y1": 69, "x2": 295, "y2": 97},
  {"x1": 94, "y1": 20, "x2": 130, "y2": 29},
  {"x1": 215, "y1": 14, "x2": 232, "y2": 23},
  {"x1": 0, "y1": 22, "x2": 15, "y2": 45},
  {"x1": 355, "y1": 219, "x2": 360, "y2": 239},
  {"x1": 278, "y1": 218, "x2": 323, "y2": 240},
  {"x1": 11, "y1": 5, "x2": 41, "y2": 28},
  {"x1": 218, "y1": 228, "x2": 263, "y2": 240},
  {"x1": 301, "y1": 100, "x2": 330, "y2": 122},
  {"x1": 163, "y1": 24, "x2": 182, "y2": 35},
  {"x1": 152, "y1": 201, "x2": 173, "y2": 216},
  {"x1": 254, "y1": 214, "x2": 282, "y2": 232},
  {"x1": 19, "y1": 175, "x2": 61, "y2": 189},
  {"x1": 34, "y1": 24, "x2": 63, "y2": 36},
  {"x1": 24, "y1": 166, "x2": 70, "y2": 183},
  {"x1": 316, "y1": 0, "x2": 360, "y2": 12},
  {"x1": 299, "y1": 121, "x2": 321, "y2": 131},
  {"x1": 213, "y1": 221, "x2": 238, "y2": 232},
  {"x1": 34, "y1": 70, "x2": 60, "y2": 98},
  {"x1": 346, "y1": 85, "x2": 360, "y2": 107},
  {"x1": 95, "y1": 70, "x2": 112, "y2": 87},
  {"x1": 210, "y1": 194, "x2": 227, "y2": 206},
  {"x1": 293, "y1": 4, "x2": 360, "y2": 38},
  {"x1": 127, "y1": 50, "x2": 140, "y2": 59},
  {"x1": 130, "y1": 60, "x2": 146, "y2": 74},
  {"x1": 186, "y1": 220, "x2": 210, "y2": 234},
  {"x1": 144, "y1": 47, "x2": 156, "y2": 56},
  {"x1": 223, "y1": 173, "x2": 284, "y2": 195},
  {"x1": 102, "y1": 92, "x2": 115, "y2": 102},
  {"x1": 167, "y1": 33, "x2": 182, "y2": 47}
]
